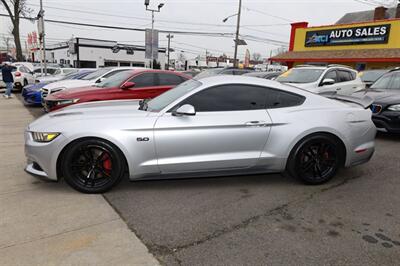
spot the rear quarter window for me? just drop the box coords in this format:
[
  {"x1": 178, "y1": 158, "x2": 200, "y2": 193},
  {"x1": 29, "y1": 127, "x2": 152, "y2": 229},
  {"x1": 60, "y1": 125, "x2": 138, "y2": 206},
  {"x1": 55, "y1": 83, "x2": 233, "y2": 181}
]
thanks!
[{"x1": 266, "y1": 90, "x2": 305, "y2": 109}]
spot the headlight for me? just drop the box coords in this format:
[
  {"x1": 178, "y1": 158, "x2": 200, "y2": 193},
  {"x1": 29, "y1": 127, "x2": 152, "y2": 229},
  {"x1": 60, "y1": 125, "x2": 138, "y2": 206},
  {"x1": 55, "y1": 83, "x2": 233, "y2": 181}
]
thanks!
[
  {"x1": 388, "y1": 104, "x2": 400, "y2": 111},
  {"x1": 31, "y1": 132, "x2": 60, "y2": 142},
  {"x1": 56, "y1": 99, "x2": 80, "y2": 106}
]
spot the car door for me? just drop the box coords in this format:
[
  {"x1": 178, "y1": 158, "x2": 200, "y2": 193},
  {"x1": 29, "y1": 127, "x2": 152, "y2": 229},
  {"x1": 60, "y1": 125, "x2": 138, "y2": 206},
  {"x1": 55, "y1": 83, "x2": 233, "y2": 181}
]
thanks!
[
  {"x1": 157, "y1": 73, "x2": 187, "y2": 94},
  {"x1": 154, "y1": 84, "x2": 272, "y2": 173},
  {"x1": 22, "y1": 66, "x2": 35, "y2": 83},
  {"x1": 319, "y1": 69, "x2": 339, "y2": 94},
  {"x1": 117, "y1": 72, "x2": 161, "y2": 100},
  {"x1": 337, "y1": 69, "x2": 359, "y2": 95}
]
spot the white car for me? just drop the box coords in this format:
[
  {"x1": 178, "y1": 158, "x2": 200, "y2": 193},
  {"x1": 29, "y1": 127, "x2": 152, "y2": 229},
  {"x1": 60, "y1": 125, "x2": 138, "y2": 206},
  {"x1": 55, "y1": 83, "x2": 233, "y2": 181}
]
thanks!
[
  {"x1": 41, "y1": 67, "x2": 138, "y2": 98},
  {"x1": 276, "y1": 65, "x2": 365, "y2": 95},
  {"x1": 35, "y1": 68, "x2": 79, "y2": 83},
  {"x1": 0, "y1": 64, "x2": 36, "y2": 91}
]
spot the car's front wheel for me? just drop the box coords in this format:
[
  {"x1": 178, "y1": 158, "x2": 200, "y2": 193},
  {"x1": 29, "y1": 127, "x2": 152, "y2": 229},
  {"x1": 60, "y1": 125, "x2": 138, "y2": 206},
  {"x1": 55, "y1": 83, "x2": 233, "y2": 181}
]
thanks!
[
  {"x1": 62, "y1": 139, "x2": 126, "y2": 193},
  {"x1": 287, "y1": 134, "x2": 344, "y2": 185}
]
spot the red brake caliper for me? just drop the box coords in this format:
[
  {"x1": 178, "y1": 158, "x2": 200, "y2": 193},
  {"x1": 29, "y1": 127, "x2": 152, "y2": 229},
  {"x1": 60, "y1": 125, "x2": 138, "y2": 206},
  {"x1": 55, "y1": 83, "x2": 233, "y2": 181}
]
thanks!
[{"x1": 102, "y1": 153, "x2": 112, "y2": 171}]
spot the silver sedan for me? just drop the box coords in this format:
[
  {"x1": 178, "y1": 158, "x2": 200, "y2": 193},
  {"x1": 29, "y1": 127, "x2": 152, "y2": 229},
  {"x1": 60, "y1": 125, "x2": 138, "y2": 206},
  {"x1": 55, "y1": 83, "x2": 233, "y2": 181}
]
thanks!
[{"x1": 25, "y1": 76, "x2": 376, "y2": 193}]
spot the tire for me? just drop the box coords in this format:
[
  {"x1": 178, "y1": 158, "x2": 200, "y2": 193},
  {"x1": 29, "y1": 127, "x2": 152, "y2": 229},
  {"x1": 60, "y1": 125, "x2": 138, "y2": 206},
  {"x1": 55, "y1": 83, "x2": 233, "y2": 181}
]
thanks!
[
  {"x1": 286, "y1": 134, "x2": 344, "y2": 185},
  {"x1": 62, "y1": 139, "x2": 126, "y2": 193}
]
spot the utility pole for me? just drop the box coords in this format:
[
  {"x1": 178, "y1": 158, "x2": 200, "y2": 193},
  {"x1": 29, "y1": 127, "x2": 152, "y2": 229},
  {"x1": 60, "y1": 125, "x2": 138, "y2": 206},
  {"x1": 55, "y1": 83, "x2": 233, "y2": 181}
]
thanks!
[
  {"x1": 233, "y1": 0, "x2": 242, "y2": 68},
  {"x1": 150, "y1": 10, "x2": 154, "y2": 69},
  {"x1": 38, "y1": 0, "x2": 47, "y2": 76},
  {"x1": 166, "y1": 33, "x2": 173, "y2": 70}
]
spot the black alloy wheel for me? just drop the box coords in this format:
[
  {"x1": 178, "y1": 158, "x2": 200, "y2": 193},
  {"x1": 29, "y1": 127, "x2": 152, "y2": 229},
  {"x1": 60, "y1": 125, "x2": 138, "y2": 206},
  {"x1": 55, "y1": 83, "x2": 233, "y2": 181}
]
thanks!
[
  {"x1": 62, "y1": 139, "x2": 125, "y2": 193},
  {"x1": 287, "y1": 135, "x2": 343, "y2": 185}
]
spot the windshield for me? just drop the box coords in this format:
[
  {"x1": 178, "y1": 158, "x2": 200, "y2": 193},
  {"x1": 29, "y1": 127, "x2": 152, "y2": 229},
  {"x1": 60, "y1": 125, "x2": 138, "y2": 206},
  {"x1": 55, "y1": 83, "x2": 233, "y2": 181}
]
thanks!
[
  {"x1": 81, "y1": 68, "x2": 110, "y2": 80},
  {"x1": 360, "y1": 70, "x2": 387, "y2": 82},
  {"x1": 146, "y1": 79, "x2": 202, "y2": 112},
  {"x1": 195, "y1": 68, "x2": 223, "y2": 79},
  {"x1": 276, "y1": 68, "x2": 324, "y2": 83},
  {"x1": 95, "y1": 71, "x2": 133, "y2": 88}
]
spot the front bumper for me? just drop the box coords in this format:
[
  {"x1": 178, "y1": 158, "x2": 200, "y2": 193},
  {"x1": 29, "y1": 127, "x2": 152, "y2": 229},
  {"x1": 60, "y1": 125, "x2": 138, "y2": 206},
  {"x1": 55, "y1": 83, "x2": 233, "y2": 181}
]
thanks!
[
  {"x1": 22, "y1": 90, "x2": 42, "y2": 105},
  {"x1": 372, "y1": 111, "x2": 400, "y2": 134},
  {"x1": 24, "y1": 131, "x2": 68, "y2": 181},
  {"x1": 43, "y1": 99, "x2": 72, "y2": 112}
]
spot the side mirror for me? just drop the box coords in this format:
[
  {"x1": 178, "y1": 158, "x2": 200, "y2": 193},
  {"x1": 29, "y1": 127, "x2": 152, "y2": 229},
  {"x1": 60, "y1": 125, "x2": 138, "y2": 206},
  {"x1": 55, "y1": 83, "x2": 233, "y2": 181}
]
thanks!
[
  {"x1": 173, "y1": 104, "x2": 196, "y2": 116},
  {"x1": 121, "y1": 81, "x2": 136, "y2": 90},
  {"x1": 96, "y1": 77, "x2": 106, "y2": 83},
  {"x1": 321, "y1": 78, "x2": 335, "y2": 86}
]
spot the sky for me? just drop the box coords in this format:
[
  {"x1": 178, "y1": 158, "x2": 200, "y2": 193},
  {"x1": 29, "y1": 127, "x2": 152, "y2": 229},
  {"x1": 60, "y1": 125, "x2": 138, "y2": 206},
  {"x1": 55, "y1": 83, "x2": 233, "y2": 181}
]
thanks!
[{"x1": 0, "y1": 0, "x2": 398, "y2": 60}]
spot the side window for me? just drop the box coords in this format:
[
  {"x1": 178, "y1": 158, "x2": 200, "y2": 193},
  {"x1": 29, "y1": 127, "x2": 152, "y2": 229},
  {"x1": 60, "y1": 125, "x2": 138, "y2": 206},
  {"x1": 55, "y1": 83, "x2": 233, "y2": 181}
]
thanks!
[
  {"x1": 180, "y1": 84, "x2": 268, "y2": 112},
  {"x1": 103, "y1": 69, "x2": 129, "y2": 79},
  {"x1": 371, "y1": 73, "x2": 392, "y2": 89},
  {"x1": 221, "y1": 70, "x2": 234, "y2": 75},
  {"x1": 266, "y1": 90, "x2": 305, "y2": 109},
  {"x1": 158, "y1": 73, "x2": 185, "y2": 86},
  {"x1": 130, "y1": 73, "x2": 158, "y2": 87},
  {"x1": 338, "y1": 70, "x2": 353, "y2": 82},
  {"x1": 323, "y1": 70, "x2": 338, "y2": 82},
  {"x1": 388, "y1": 73, "x2": 400, "y2": 90}
]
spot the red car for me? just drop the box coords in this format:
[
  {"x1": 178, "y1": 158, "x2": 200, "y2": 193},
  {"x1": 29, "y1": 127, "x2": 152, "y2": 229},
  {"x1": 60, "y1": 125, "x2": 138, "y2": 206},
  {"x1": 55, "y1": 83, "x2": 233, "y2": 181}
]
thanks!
[{"x1": 44, "y1": 69, "x2": 190, "y2": 112}]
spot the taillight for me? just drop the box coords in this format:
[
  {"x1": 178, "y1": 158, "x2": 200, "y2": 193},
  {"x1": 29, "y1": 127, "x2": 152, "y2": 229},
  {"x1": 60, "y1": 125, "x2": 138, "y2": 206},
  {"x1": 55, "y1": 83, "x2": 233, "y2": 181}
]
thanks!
[{"x1": 15, "y1": 71, "x2": 21, "y2": 77}]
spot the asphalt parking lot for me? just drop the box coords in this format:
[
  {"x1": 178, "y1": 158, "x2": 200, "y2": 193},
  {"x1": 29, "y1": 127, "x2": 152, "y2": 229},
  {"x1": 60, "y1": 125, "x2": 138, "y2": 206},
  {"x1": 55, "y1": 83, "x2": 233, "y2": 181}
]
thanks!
[{"x1": 22, "y1": 97, "x2": 400, "y2": 266}]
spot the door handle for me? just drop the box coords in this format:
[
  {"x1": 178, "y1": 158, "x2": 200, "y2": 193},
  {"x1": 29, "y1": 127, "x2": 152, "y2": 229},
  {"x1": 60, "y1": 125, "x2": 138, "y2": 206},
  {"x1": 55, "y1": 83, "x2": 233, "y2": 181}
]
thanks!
[
  {"x1": 336, "y1": 88, "x2": 342, "y2": 91},
  {"x1": 245, "y1": 121, "x2": 269, "y2": 127}
]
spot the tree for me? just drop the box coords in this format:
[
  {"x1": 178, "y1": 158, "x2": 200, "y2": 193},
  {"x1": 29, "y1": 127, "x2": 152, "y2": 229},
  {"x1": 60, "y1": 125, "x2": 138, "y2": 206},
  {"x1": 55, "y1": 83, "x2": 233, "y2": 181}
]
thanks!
[
  {"x1": 2, "y1": 35, "x2": 13, "y2": 52},
  {"x1": 0, "y1": 0, "x2": 32, "y2": 61},
  {"x1": 252, "y1": 52, "x2": 262, "y2": 62}
]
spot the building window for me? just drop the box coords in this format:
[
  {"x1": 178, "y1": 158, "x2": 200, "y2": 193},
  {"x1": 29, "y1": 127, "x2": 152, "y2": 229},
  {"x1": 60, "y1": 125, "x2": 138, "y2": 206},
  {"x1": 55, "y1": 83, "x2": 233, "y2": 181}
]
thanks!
[
  {"x1": 104, "y1": 61, "x2": 118, "y2": 67},
  {"x1": 119, "y1": 62, "x2": 131, "y2": 67}
]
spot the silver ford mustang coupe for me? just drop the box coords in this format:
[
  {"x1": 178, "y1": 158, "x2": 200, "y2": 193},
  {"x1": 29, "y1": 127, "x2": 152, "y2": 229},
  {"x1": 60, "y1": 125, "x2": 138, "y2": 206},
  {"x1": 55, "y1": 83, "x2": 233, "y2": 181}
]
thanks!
[{"x1": 25, "y1": 76, "x2": 376, "y2": 193}]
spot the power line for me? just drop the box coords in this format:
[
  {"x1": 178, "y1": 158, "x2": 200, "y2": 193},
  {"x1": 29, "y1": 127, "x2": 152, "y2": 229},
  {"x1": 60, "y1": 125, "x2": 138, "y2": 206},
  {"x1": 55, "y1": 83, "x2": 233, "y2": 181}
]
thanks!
[
  {"x1": 26, "y1": 3, "x2": 240, "y2": 28},
  {"x1": 242, "y1": 5, "x2": 293, "y2": 23}
]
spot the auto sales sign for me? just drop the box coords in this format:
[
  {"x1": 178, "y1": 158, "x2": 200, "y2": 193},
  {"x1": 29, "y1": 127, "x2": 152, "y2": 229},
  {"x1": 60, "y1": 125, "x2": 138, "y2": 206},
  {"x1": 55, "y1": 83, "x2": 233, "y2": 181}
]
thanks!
[{"x1": 305, "y1": 24, "x2": 391, "y2": 47}]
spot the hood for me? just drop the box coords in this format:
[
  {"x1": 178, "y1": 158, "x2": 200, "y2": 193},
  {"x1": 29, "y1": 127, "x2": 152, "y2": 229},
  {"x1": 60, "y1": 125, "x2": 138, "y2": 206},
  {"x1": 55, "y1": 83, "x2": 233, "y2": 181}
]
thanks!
[
  {"x1": 353, "y1": 89, "x2": 400, "y2": 105},
  {"x1": 28, "y1": 100, "x2": 148, "y2": 130},
  {"x1": 43, "y1": 79, "x2": 93, "y2": 90},
  {"x1": 37, "y1": 75, "x2": 64, "y2": 83},
  {"x1": 49, "y1": 85, "x2": 114, "y2": 99},
  {"x1": 24, "y1": 82, "x2": 48, "y2": 91}
]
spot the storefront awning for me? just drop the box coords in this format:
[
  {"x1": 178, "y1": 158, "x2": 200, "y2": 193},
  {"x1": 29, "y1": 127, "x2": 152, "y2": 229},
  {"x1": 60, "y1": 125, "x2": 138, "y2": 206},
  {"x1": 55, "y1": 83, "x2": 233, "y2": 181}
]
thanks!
[{"x1": 270, "y1": 48, "x2": 400, "y2": 63}]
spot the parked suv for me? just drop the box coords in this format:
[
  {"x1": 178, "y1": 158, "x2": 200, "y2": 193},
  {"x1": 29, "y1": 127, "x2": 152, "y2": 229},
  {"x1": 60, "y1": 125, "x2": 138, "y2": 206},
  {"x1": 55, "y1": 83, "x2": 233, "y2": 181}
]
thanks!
[
  {"x1": 276, "y1": 65, "x2": 364, "y2": 95},
  {"x1": 0, "y1": 63, "x2": 35, "y2": 91}
]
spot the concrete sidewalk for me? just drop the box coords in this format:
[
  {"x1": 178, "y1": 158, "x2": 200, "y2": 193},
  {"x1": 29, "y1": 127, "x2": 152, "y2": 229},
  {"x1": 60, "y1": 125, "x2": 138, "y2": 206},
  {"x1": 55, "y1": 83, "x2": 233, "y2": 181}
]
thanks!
[{"x1": 0, "y1": 98, "x2": 159, "y2": 266}]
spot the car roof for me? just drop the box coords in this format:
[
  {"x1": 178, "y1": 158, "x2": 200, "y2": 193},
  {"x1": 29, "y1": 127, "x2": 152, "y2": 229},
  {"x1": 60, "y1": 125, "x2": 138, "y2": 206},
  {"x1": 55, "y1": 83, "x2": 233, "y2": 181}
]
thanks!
[
  {"x1": 294, "y1": 65, "x2": 356, "y2": 72},
  {"x1": 194, "y1": 75, "x2": 315, "y2": 97}
]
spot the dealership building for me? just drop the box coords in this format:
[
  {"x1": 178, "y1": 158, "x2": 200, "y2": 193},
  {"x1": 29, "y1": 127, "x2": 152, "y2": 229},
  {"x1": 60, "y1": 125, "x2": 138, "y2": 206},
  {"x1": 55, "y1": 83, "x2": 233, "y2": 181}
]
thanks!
[
  {"x1": 34, "y1": 37, "x2": 166, "y2": 69},
  {"x1": 271, "y1": 6, "x2": 400, "y2": 71}
]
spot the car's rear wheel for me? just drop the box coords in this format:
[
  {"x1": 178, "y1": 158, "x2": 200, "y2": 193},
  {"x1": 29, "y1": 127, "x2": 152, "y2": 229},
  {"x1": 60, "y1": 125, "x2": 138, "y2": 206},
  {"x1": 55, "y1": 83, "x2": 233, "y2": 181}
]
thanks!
[
  {"x1": 62, "y1": 139, "x2": 125, "y2": 193},
  {"x1": 287, "y1": 134, "x2": 343, "y2": 185}
]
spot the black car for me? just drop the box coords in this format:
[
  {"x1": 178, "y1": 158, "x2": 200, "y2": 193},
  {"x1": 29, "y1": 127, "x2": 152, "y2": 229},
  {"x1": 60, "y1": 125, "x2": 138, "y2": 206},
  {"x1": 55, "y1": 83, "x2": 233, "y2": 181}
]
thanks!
[
  {"x1": 354, "y1": 68, "x2": 400, "y2": 133},
  {"x1": 243, "y1": 71, "x2": 282, "y2": 80},
  {"x1": 359, "y1": 69, "x2": 388, "y2": 88}
]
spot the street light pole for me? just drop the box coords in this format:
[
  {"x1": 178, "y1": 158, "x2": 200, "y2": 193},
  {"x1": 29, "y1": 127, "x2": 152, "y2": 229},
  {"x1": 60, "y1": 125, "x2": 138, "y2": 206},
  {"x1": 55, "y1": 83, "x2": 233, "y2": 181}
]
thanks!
[
  {"x1": 233, "y1": 0, "x2": 242, "y2": 68},
  {"x1": 145, "y1": 1, "x2": 164, "y2": 69}
]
